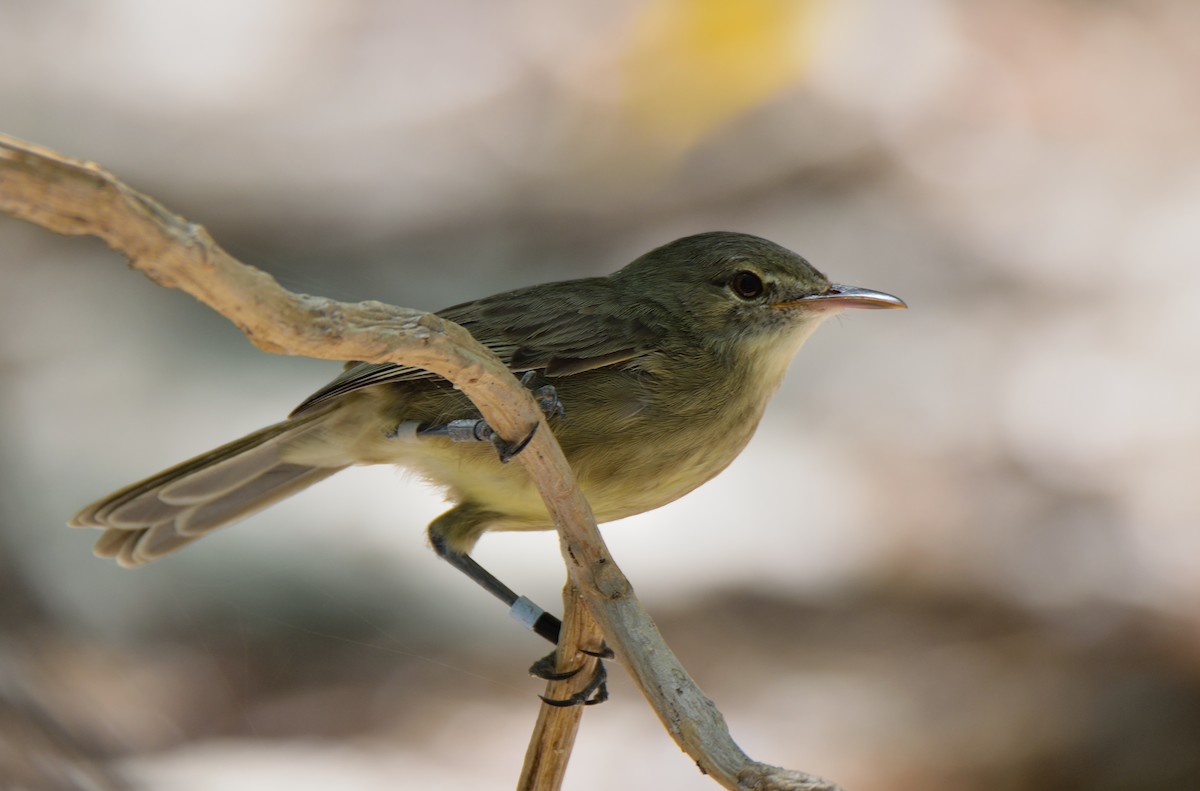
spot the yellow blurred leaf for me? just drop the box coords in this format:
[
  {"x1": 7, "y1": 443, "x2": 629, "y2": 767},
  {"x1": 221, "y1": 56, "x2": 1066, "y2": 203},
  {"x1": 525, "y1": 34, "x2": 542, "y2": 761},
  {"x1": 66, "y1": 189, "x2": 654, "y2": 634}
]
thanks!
[{"x1": 622, "y1": 0, "x2": 821, "y2": 151}]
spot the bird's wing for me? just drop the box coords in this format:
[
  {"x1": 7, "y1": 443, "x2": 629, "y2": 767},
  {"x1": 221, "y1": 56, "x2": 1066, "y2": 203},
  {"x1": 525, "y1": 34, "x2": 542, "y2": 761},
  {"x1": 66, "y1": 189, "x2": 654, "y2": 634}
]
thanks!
[{"x1": 289, "y1": 279, "x2": 656, "y2": 417}]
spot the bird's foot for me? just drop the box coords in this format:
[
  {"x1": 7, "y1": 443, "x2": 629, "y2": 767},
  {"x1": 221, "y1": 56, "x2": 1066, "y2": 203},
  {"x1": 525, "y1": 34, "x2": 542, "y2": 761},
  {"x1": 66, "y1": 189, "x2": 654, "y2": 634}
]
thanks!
[
  {"x1": 530, "y1": 649, "x2": 610, "y2": 707},
  {"x1": 413, "y1": 372, "x2": 563, "y2": 463}
]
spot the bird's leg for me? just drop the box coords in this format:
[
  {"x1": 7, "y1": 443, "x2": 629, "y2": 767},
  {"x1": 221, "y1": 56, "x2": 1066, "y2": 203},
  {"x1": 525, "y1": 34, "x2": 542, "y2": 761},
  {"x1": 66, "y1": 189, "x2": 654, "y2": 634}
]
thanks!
[
  {"x1": 430, "y1": 531, "x2": 564, "y2": 645},
  {"x1": 428, "y1": 506, "x2": 609, "y2": 706},
  {"x1": 412, "y1": 372, "x2": 564, "y2": 463}
]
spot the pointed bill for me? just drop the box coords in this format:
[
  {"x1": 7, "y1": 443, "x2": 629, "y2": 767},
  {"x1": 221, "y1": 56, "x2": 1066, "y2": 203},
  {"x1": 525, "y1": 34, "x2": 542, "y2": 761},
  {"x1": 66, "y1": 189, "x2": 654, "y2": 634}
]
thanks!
[{"x1": 774, "y1": 284, "x2": 907, "y2": 312}]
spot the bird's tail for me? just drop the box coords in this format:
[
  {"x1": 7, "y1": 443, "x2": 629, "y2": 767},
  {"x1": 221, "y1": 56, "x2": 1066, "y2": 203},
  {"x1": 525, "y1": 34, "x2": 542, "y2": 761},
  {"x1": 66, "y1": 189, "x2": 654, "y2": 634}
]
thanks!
[{"x1": 69, "y1": 411, "x2": 346, "y2": 567}]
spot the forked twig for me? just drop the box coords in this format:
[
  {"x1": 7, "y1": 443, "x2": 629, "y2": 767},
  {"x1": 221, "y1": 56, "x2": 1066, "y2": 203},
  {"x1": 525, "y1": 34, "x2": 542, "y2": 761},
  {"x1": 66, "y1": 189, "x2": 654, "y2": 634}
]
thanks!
[{"x1": 0, "y1": 133, "x2": 840, "y2": 791}]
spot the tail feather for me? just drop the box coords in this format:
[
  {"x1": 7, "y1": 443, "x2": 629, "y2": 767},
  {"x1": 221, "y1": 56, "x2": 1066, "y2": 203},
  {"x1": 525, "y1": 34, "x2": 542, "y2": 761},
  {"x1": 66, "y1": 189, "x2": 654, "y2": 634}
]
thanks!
[
  {"x1": 175, "y1": 464, "x2": 336, "y2": 536},
  {"x1": 158, "y1": 434, "x2": 307, "y2": 504},
  {"x1": 81, "y1": 420, "x2": 314, "y2": 527},
  {"x1": 70, "y1": 413, "x2": 346, "y2": 567}
]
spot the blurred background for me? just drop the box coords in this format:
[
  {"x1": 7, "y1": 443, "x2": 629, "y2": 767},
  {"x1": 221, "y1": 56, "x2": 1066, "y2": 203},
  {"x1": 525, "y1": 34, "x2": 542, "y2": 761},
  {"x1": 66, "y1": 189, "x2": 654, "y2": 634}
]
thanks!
[{"x1": 3, "y1": 1, "x2": 1200, "y2": 789}]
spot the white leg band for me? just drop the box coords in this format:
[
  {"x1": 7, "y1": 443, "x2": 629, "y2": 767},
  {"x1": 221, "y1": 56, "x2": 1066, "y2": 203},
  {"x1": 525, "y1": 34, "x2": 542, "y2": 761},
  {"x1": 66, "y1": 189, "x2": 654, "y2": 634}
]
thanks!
[{"x1": 509, "y1": 595, "x2": 546, "y2": 631}]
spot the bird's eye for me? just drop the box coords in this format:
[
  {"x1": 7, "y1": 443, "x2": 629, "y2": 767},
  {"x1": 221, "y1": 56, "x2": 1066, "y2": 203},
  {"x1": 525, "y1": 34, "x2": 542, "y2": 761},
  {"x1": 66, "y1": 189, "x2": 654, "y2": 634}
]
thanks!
[{"x1": 729, "y1": 271, "x2": 764, "y2": 300}]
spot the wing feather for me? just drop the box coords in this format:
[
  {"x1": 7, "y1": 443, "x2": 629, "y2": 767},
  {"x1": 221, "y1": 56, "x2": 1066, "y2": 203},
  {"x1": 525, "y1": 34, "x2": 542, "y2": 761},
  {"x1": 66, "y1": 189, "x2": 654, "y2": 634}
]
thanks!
[{"x1": 289, "y1": 277, "x2": 657, "y2": 417}]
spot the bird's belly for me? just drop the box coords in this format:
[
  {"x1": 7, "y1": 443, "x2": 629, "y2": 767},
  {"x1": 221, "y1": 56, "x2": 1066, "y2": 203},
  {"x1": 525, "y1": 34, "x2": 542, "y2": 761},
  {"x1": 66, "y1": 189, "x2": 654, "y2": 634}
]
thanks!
[
  {"x1": 313, "y1": 384, "x2": 759, "y2": 532},
  {"x1": 570, "y1": 439, "x2": 740, "y2": 523},
  {"x1": 346, "y1": 421, "x2": 745, "y2": 530}
]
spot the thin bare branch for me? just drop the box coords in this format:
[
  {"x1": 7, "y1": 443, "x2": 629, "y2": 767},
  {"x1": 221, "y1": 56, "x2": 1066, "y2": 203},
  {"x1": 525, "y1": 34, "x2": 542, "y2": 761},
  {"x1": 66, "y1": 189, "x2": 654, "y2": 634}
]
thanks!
[
  {"x1": 518, "y1": 584, "x2": 605, "y2": 791},
  {"x1": 0, "y1": 133, "x2": 840, "y2": 791}
]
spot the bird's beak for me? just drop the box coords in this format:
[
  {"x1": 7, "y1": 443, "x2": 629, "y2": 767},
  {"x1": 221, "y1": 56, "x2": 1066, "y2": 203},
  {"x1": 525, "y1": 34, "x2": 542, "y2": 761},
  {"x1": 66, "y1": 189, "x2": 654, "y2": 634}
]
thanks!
[{"x1": 774, "y1": 284, "x2": 907, "y2": 312}]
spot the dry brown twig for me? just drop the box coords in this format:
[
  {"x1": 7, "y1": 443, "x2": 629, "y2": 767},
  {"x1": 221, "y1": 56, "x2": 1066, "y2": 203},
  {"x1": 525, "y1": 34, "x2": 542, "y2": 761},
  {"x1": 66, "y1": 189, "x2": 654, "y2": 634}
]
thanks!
[{"x1": 0, "y1": 133, "x2": 841, "y2": 791}]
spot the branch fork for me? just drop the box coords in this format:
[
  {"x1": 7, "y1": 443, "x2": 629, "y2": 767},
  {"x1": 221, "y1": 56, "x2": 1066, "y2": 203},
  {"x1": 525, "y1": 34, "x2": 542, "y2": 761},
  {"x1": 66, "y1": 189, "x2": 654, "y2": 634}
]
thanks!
[{"x1": 0, "y1": 133, "x2": 840, "y2": 791}]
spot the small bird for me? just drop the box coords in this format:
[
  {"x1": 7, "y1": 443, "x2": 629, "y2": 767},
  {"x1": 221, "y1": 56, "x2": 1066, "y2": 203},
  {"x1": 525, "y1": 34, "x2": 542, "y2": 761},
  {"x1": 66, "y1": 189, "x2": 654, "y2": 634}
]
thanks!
[{"x1": 71, "y1": 231, "x2": 904, "y2": 650}]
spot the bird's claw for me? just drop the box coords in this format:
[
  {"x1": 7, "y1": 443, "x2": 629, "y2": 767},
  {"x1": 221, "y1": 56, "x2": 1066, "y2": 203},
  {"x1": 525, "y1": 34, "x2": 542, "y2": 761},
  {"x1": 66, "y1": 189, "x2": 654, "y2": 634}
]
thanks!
[
  {"x1": 580, "y1": 643, "x2": 614, "y2": 660},
  {"x1": 531, "y1": 651, "x2": 609, "y2": 707},
  {"x1": 529, "y1": 652, "x2": 581, "y2": 682},
  {"x1": 493, "y1": 422, "x2": 536, "y2": 463},
  {"x1": 412, "y1": 373, "x2": 563, "y2": 464},
  {"x1": 527, "y1": 378, "x2": 565, "y2": 421}
]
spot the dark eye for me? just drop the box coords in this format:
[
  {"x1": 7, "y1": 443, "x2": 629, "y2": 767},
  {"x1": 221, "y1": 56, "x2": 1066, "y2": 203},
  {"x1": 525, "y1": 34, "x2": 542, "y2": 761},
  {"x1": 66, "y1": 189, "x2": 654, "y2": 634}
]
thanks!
[{"x1": 729, "y1": 271, "x2": 764, "y2": 300}]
